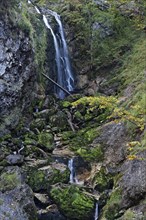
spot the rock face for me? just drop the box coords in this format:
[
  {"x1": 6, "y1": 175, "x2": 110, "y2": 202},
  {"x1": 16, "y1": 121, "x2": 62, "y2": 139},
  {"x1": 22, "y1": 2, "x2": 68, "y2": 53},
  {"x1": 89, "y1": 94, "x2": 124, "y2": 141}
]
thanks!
[
  {"x1": 0, "y1": 166, "x2": 37, "y2": 220},
  {"x1": 120, "y1": 150, "x2": 146, "y2": 208},
  {"x1": 93, "y1": 122, "x2": 128, "y2": 166},
  {"x1": 0, "y1": 13, "x2": 35, "y2": 136}
]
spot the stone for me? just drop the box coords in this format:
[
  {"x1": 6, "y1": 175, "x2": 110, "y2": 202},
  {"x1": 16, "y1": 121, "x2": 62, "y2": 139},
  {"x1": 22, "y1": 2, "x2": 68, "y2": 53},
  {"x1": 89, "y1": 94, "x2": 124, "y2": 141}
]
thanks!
[
  {"x1": 92, "y1": 122, "x2": 127, "y2": 166},
  {"x1": 34, "y1": 193, "x2": 50, "y2": 205},
  {"x1": 120, "y1": 150, "x2": 146, "y2": 208},
  {"x1": 0, "y1": 166, "x2": 37, "y2": 220},
  {"x1": 6, "y1": 154, "x2": 24, "y2": 165},
  {"x1": 76, "y1": 74, "x2": 88, "y2": 90},
  {"x1": 50, "y1": 185, "x2": 95, "y2": 220}
]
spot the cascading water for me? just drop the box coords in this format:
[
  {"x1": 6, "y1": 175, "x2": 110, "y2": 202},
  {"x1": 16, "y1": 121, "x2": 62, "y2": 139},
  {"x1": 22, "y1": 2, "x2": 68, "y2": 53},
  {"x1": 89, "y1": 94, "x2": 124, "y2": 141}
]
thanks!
[
  {"x1": 68, "y1": 158, "x2": 74, "y2": 183},
  {"x1": 32, "y1": 2, "x2": 74, "y2": 99},
  {"x1": 68, "y1": 158, "x2": 80, "y2": 184},
  {"x1": 94, "y1": 202, "x2": 99, "y2": 220},
  {"x1": 42, "y1": 15, "x2": 65, "y2": 96},
  {"x1": 48, "y1": 10, "x2": 74, "y2": 95}
]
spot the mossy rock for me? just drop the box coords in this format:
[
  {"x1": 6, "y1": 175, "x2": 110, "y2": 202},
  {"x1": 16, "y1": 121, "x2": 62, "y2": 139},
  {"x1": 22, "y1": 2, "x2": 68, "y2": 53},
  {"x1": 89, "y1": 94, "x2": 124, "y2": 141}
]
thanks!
[
  {"x1": 49, "y1": 111, "x2": 69, "y2": 131},
  {"x1": 27, "y1": 167, "x2": 70, "y2": 192},
  {"x1": 0, "y1": 168, "x2": 22, "y2": 192},
  {"x1": 26, "y1": 169, "x2": 48, "y2": 192},
  {"x1": 24, "y1": 137, "x2": 37, "y2": 146},
  {"x1": 62, "y1": 131, "x2": 76, "y2": 140},
  {"x1": 48, "y1": 168, "x2": 70, "y2": 185},
  {"x1": 76, "y1": 144, "x2": 104, "y2": 162},
  {"x1": 38, "y1": 131, "x2": 54, "y2": 151},
  {"x1": 0, "y1": 159, "x2": 8, "y2": 167},
  {"x1": 118, "y1": 209, "x2": 135, "y2": 220},
  {"x1": 101, "y1": 187, "x2": 122, "y2": 220},
  {"x1": 74, "y1": 110, "x2": 84, "y2": 121},
  {"x1": 92, "y1": 167, "x2": 113, "y2": 192},
  {"x1": 30, "y1": 118, "x2": 46, "y2": 131},
  {"x1": 0, "y1": 134, "x2": 12, "y2": 142},
  {"x1": 50, "y1": 185, "x2": 94, "y2": 220},
  {"x1": 68, "y1": 127, "x2": 101, "y2": 153}
]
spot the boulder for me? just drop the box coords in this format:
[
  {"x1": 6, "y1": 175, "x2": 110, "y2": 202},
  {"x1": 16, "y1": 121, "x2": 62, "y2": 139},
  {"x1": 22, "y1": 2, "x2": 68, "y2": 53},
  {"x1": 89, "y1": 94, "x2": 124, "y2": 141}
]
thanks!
[
  {"x1": 120, "y1": 150, "x2": 146, "y2": 208},
  {"x1": 50, "y1": 185, "x2": 95, "y2": 220},
  {"x1": 0, "y1": 166, "x2": 37, "y2": 220}
]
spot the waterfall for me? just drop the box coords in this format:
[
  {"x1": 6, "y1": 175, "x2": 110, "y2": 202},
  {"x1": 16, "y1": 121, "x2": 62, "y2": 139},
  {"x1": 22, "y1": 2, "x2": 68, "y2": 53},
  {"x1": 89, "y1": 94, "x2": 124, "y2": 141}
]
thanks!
[
  {"x1": 68, "y1": 158, "x2": 75, "y2": 183},
  {"x1": 94, "y1": 202, "x2": 99, "y2": 220},
  {"x1": 35, "y1": 6, "x2": 41, "y2": 14},
  {"x1": 42, "y1": 15, "x2": 65, "y2": 97},
  {"x1": 68, "y1": 158, "x2": 81, "y2": 184},
  {"x1": 48, "y1": 10, "x2": 74, "y2": 93},
  {"x1": 32, "y1": 2, "x2": 74, "y2": 99}
]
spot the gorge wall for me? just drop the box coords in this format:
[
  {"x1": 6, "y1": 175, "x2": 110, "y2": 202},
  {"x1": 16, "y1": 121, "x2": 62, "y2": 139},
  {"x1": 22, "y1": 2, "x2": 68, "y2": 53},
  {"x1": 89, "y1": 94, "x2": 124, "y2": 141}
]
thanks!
[{"x1": 0, "y1": 2, "x2": 36, "y2": 136}]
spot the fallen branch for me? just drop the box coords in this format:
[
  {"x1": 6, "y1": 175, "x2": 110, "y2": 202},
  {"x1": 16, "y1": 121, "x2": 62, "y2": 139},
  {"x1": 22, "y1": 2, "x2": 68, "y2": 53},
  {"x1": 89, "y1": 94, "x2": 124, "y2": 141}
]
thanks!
[{"x1": 42, "y1": 73, "x2": 73, "y2": 98}]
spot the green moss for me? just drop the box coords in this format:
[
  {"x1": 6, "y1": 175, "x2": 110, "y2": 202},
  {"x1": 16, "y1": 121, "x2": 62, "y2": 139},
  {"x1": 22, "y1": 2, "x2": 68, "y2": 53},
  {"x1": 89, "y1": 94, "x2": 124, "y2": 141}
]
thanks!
[
  {"x1": 61, "y1": 101, "x2": 72, "y2": 108},
  {"x1": 114, "y1": 173, "x2": 123, "y2": 187},
  {"x1": 24, "y1": 136, "x2": 37, "y2": 146},
  {"x1": 0, "y1": 134, "x2": 12, "y2": 142},
  {"x1": 74, "y1": 111, "x2": 84, "y2": 120},
  {"x1": 50, "y1": 185, "x2": 94, "y2": 220},
  {"x1": 61, "y1": 131, "x2": 76, "y2": 141},
  {"x1": 0, "y1": 159, "x2": 8, "y2": 167},
  {"x1": 68, "y1": 127, "x2": 101, "y2": 152},
  {"x1": 0, "y1": 172, "x2": 21, "y2": 192},
  {"x1": 76, "y1": 144, "x2": 103, "y2": 162},
  {"x1": 38, "y1": 131, "x2": 54, "y2": 150},
  {"x1": 92, "y1": 167, "x2": 113, "y2": 192},
  {"x1": 102, "y1": 187, "x2": 122, "y2": 220},
  {"x1": 27, "y1": 169, "x2": 47, "y2": 191},
  {"x1": 13, "y1": 2, "x2": 47, "y2": 83},
  {"x1": 49, "y1": 111, "x2": 69, "y2": 131},
  {"x1": 30, "y1": 118, "x2": 46, "y2": 131},
  {"x1": 48, "y1": 168, "x2": 70, "y2": 185},
  {"x1": 27, "y1": 167, "x2": 70, "y2": 191},
  {"x1": 121, "y1": 209, "x2": 135, "y2": 220}
]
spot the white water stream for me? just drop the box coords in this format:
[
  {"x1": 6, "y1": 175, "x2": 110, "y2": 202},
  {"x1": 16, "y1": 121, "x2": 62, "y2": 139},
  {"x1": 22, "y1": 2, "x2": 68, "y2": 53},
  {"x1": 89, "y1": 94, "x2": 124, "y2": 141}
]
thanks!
[
  {"x1": 94, "y1": 202, "x2": 99, "y2": 220},
  {"x1": 33, "y1": 3, "x2": 74, "y2": 99},
  {"x1": 68, "y1": 158, "x2": 79, "y2": 184}
]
